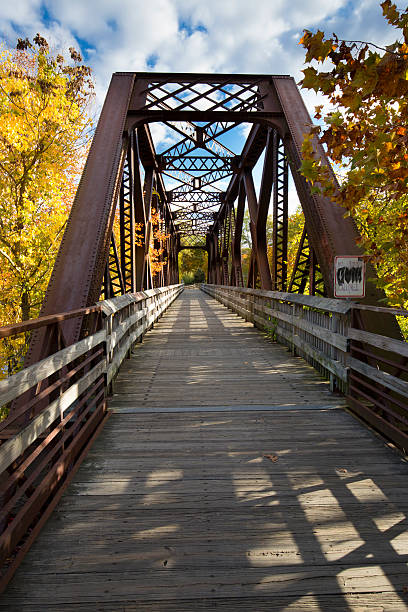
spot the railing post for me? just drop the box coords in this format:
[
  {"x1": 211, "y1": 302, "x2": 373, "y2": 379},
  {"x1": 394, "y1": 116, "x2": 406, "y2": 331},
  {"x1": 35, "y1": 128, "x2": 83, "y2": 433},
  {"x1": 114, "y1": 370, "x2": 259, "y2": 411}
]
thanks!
[
  {"x1": 103, "y1": 309, "x2": 113, "y2": 395},
  {"x1": 126, "y1": 304, "x2": 132, "y2": 359},
  {"x1": 345, "y1": 306, "x2": 352, "y2": 396},
  {"x1": 329, "y1": 313, "x2": 338, "y2": 392},
  {"x1": 291, "y1": 303, "x2": 296, "y2": 356}
]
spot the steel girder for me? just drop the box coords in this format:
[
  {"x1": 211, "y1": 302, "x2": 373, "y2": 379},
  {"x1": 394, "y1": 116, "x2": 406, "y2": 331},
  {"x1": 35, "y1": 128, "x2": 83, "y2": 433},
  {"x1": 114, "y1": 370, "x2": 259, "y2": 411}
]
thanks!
[
  {"x1": 119, "y1": 134, "x2": 136, "y2": 293},
  {"x1": 24, "y1": 71, "x2": 399, "y2": 366},
  {"x1": 161, "y1": 121, "x2": 236, "y2": 159},
  {"x1": 159, "y1": 156, "x2": 235, "y2": 173},
  {"x1": 168, "y1": 191, "x2": 223, "y2": 204},
  {"x1": 288, "y1": 226, "x2": 326, "y2": 297},
  {"x1": 103, "y1": 234, "x2": 125, "y2": 298},
  {"x1": 271, "y1": 131, "x2": 289, "y2": 291}
]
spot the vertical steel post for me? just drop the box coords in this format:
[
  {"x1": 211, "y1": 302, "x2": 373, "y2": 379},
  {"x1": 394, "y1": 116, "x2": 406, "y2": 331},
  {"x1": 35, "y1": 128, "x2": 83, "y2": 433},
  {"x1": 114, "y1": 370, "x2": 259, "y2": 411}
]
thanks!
[
  {"x1": 142, "y1": 166, "x2": 154, "y2": 289},
  {"x1": 272, "y1": 131, "x2": 289, "y2": 291},
  {"x1": 133, "y1": 129, "x2": 147, "y2": 291},
  {"x1": 230, "y1": 183, "x2": 244, "y2": 287},
  {"x1": 243, "y1": 171, "x2": 272, "y2": 289},
  {"x1": 221, "y1": 204, "x2": 231, "y2": 285},
  {"x1": 288, "y1": 225, "x2": 310, "y2": 294},
  {"x1": 119, "y1": 135, "x2": 136, "y2": 293}
]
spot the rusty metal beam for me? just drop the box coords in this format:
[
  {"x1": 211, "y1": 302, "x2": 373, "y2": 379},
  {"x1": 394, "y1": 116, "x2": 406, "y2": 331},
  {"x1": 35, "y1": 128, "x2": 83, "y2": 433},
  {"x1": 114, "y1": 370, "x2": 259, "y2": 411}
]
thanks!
[
  {"x1": 230, "y1": 180, "x2": 245, "y2": 287},
  {"x1": 104, "y1": 233, "x2": 125, "y2": 298},
  {"x1": 23, "y1": 73, "x2": 135, "y2": 368},
  {"x1": 119, "y1": 135, "x2": 136, "y2": 292},
  {"x1": 160, "y1": 155, "x2": 235, "y2": 173},
  {"x1": 269, "y1": 77, "x2": 366, "y2": 297},
  {"x1": 243, "y1": 170, "x2": 272, "y2": 290},
  {"x1": 24, "y1": 71, "x2": 401, "y2": 370},
  {"x1": 271, "y1": 130, "x2": 288, "y2": 291}
]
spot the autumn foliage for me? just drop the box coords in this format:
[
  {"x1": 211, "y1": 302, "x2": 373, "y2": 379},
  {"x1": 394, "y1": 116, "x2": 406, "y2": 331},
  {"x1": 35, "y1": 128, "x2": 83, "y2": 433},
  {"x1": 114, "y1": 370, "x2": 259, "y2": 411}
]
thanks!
[
  {"x1": 134, "y1": 204, "x2": 170, "y2": 282},
  {"x1": 150, "y1": 207, "x2": 170, "y2": 278},
  {"x1": 299, "y1": 0, "x2": 408, "y2": 307},
  {"x1": 0, "y1": 35, "x2": 94, "y2": 374}
]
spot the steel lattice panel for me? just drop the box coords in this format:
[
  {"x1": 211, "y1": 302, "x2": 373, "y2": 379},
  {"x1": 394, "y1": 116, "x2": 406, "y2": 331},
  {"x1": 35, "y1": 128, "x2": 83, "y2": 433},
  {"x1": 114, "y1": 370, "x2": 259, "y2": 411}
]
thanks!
[{"x1": 143, "y1": 79, "x2": 266, "y2": 113}]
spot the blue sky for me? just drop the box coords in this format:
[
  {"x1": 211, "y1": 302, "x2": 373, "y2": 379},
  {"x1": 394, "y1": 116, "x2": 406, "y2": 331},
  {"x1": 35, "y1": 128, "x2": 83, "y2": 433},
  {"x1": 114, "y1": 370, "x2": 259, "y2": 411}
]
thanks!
[
  {"x1": 0, "y1": 0, "x2": 401, "y2": 210},
  {"x1": 0, "y1": 0, "x2": 398, "y2": 108}
]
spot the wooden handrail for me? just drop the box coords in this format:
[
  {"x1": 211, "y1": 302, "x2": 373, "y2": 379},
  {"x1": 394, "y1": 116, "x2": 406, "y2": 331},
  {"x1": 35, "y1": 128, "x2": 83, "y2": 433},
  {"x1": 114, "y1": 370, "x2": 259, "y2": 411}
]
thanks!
[
  {"x1": 202, "y1": 283, "x2": 408, "y2": 453},
  {"x1": 0, "y1": 305, "x2": 103, "y2": 339},
  {"x1": 0, "y1": 283, "x2": 184, "y2": 591},
  {"x1": 351, "y1": 303, "x2": 408, "y2": 316}
]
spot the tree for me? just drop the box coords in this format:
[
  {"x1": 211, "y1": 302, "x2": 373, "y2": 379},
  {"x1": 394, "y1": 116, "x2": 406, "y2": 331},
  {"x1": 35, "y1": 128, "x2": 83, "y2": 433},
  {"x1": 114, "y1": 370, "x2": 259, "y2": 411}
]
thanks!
[
  {"x1": 0, "y1": 35, "x2": 94, "y2": 373},
  {"x1": 299, "y1": 1, "x2": 408, "y2": 307},
  {"x1": 150, "y1": 207, "x2": 170, "y2": 283},
  {"x1": 287, "y1": 207, "x2": 305, "y2": 283},
  {"x1": 241, "y1": 209, "x2": 276, "y2": 285},
  {"x1": 179, "y1": 248, "x2": 207, "y2": 284}
]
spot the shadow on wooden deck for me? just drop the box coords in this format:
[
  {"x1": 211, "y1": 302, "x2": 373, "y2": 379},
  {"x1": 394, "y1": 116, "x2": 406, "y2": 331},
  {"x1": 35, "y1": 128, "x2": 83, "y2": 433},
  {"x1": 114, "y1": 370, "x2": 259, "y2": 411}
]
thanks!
[{"x1": 2, "y1": 289, "x2": 408, "y2": 610}]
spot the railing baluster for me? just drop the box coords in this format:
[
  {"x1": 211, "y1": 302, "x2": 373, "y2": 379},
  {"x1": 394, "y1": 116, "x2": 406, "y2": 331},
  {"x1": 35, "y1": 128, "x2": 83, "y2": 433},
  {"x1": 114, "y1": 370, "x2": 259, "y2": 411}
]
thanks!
[
  {"x1": 0, "y1": 282, "x2": 183, "y2": 590},
  {"x1": 201, "y1": 283, "x2": 408, "y2": 453}
]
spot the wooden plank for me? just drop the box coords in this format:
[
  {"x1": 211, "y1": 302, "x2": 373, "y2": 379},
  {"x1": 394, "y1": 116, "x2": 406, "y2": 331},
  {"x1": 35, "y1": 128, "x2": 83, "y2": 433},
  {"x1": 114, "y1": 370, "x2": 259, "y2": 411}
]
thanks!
[
  {"x1": 353, "y1": 302, "x2": 408, "y2": 316},
  {"x1": 106, "y1": 286, "x2": 182, "y2": 382},
  {"x1": 2, "y1": 593, "x2": 405, "y2": 612},
  {"x1": 349, "y1": 356, "x2": 408, "y2": 398},
  {"x1": 207, "y1": 284, "x2": 353, "y2": 314},
  {"x1": 106, "y1": 308, "x2": 147, "y2": 352},
  {"x1": 99, "y1": 284, "x2": 182, "y2": 315},
  {"x1": 107, "y1": 322, "x2": 145, "y2": 383},
  {"x1": 4, "y1": 288, "x2": 408, "y2": 609},
  {"x1": 275, "y1": 323, "x2": 348, "y2": 382},
  {"x1": 0, "y1": 329, "x2": 106, "y2": 406},
  {"x1": 263, "y1": 305, "x2": 348, "y2": 352},
  {"x1": 4, "y1": 564, "x2": 408, "y2": 602},
  {"x1": 0, "y1": 360, "x2": 105, "y2": 473},
  {"x1": 99, "y1": 293, "x2": 139, "y2": 315},
  {"x1": 348, "y1": 327, "x2": 408, "y2": 357}
]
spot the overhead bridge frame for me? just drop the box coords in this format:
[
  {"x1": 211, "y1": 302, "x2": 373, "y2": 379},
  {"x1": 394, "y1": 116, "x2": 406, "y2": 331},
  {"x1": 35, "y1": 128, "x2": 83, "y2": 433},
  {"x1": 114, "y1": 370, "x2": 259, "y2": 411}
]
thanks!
[
  {"x1": 1, "y1": 72, "x2": 406, "y2": 593},
  {"x1": 25, "y1": 72, "x2": 397, "y2": 365}
]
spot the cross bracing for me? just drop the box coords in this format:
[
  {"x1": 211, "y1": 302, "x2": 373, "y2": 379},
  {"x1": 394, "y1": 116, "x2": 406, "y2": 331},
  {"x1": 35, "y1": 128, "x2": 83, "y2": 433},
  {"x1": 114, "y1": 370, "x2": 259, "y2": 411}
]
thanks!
[
  {"x1": 2, "y1": 73, "x2": 405, "y2": 601},
  {"x1": 28, "y1": 71, "x2": 393, "y2": 350}
]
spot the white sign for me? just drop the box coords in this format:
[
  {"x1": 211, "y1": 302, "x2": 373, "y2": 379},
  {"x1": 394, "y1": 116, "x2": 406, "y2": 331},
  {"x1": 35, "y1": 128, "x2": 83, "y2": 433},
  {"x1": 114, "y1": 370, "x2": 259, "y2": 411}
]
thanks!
[{"x1": 334, "y1": 256, "x2": 365, "y2": 298}]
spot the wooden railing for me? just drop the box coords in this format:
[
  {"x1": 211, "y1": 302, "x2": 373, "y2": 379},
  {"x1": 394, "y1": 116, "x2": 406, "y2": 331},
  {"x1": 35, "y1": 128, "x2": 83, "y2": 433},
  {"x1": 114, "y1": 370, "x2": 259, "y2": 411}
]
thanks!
[
  {"x1": 0, "y1": 284, "x2": 183, "y2": 590},
  {"x1": 347, "y1": 304, "x2": 408, "y2": 452},
  {"x1": 202, "y1": 284, "x2": 351, "y2": 392},
  {"x1": 202, "y1": 284, "x2": 408, "y2": 451}
]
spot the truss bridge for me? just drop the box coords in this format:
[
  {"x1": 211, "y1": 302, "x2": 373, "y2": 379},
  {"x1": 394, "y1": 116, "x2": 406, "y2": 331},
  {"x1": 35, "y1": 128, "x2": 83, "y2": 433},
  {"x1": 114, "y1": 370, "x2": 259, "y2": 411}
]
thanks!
[{"x1": 1, "y1": 73, "x2": 408, "y2": 609}]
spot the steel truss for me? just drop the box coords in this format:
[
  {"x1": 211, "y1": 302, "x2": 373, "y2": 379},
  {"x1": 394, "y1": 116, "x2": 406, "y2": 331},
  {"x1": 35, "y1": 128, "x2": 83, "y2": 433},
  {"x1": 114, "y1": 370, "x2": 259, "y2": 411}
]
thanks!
[
  {"x1": 119, "y1": 137, "x2": 136, "y2": 292},
  {"x1": 288, "y1": 227, "x2": 326, "y2": 297},
  {"x1": 159, "y1": 156, "x2": 235, "y2": 173},
  {"x1": 26, "y1": 71, "x2": 393, "y2": 362},
  {"x1": 272, "y1": 131, "x2": 288, "y2": 291},
  {"x1": 102, "y1": 234, "x2": 124, "y2": 298},
  {"x1": 161, "y1": 121, "x2": 236, "y2": 159},
  {"x1": 168, "y1": 191, "x2": 223, "y2": 203}
]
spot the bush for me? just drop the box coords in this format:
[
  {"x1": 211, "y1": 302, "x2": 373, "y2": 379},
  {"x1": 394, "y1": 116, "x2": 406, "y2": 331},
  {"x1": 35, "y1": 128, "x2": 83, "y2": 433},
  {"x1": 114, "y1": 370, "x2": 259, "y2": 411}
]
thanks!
[
  {"x1": 193, "y1": 269, "x2": 205, "y2": 283},
  {"x1": 182, "y1": 272, "x2": 195, "y2": 285}
]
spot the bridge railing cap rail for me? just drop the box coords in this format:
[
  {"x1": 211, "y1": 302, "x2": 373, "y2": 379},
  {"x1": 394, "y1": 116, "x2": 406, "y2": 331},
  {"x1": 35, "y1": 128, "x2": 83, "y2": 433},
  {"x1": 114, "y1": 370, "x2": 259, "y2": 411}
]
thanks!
[
  {"x1": 204, "y1": 284, "x2": 354, "y2": 315},
  {"x1": 0, "y1": 305, "x2": 103, "y2": 340},
  {"x1": 97, "y1": 285, "x2": 183, "y2": 315},
  {"x1": 351, "y1": 303, "x2": 408, "y2": 317},
  {"x1": 0, "y1": 285, "x2": 184, "y2": 337}
]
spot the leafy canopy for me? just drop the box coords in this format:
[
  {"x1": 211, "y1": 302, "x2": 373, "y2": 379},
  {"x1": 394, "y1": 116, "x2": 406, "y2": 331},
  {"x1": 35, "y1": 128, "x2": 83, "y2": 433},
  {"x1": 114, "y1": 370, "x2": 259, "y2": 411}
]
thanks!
[
  {"x1": 0, "y1": 35, "x2": 94, "y2": 374},
  {"x1": 299, "y1": 1, "x2": 408, "y2": 307}
]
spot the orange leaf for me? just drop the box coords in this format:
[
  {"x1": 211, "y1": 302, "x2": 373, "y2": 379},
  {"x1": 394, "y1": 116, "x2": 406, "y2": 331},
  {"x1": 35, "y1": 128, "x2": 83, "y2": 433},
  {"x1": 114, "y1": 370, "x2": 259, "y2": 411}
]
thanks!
[{"x1": 264, "y1": 454, "x2": 279, "y2": 462}]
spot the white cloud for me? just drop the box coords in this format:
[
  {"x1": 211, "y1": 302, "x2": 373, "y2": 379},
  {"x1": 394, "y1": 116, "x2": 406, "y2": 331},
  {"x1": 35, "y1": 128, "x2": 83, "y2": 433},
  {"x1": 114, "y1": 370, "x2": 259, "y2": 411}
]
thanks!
[
  {"x1": 150, "y1": 122, "x2": 180, "y2": 152},
  {"x1": 0, "y1": 0, "x2": 397, "y2": 115},
  {"x1": 0, "y1": 0, "x2": 399, "y2": 176}
]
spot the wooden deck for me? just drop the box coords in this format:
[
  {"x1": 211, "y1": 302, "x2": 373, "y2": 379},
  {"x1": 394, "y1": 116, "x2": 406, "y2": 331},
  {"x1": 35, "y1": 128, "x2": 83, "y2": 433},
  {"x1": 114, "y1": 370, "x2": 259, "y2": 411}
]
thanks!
[{"x1": 2, "y1": 288, "x2": 408, "y2": 610}]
